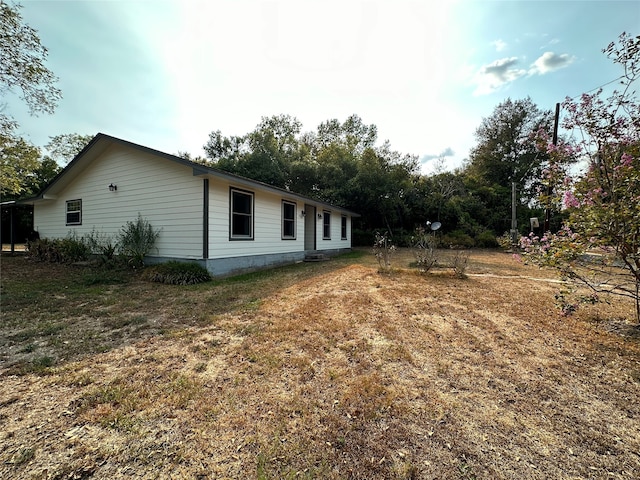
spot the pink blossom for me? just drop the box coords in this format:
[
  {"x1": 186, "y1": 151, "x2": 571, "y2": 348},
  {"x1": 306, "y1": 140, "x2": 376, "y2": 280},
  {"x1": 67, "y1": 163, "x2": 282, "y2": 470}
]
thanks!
[
  {"x1": 620, "y1": 153, "x2": 634, "y2": 167},
  {"x1": 562, "y1": 191, "x2": 580, "y2": 209}
]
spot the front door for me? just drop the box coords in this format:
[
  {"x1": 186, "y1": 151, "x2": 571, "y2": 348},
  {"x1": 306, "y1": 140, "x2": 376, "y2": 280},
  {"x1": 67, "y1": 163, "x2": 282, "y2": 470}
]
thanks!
[{"x1": 304, "y1": 204, "x2": 316, "y2": 251}]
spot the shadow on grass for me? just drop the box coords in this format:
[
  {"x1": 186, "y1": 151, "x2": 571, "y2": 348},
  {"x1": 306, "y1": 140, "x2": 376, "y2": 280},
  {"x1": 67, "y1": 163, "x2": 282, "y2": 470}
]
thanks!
[{"x1": 0, "y1": 251, "x2": 369, "y2": 375}]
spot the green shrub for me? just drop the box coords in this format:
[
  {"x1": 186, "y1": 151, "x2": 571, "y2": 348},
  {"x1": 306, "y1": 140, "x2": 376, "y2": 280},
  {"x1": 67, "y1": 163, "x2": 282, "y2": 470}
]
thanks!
[
  {"x1": 58, "y1": 231, "x2": 92, "y2": 262},
  {"x1": 86, "y1": 228, "x2": 119, "y2": 266},
  {"x1": 474, "y1": 230, "x2": 499, "y2": 248},
  {"x1": 26, "y1": 232, "x2": 90, "y2": 263},
  {"x1": 27, "y1": 238, "x2": 58, "y2": 262},
  {"x1": 352, "y1": 229, "x2": 375, "y2": 247},
  {"x1": 118, "y1": 214, "x2": 161, "y2": 268},
  {"x1": 142, "y1": 261, "x2": 211, "y2": 285},
  {"x1": 441, "y1": 230, "x2": 475, "y2": 249}
]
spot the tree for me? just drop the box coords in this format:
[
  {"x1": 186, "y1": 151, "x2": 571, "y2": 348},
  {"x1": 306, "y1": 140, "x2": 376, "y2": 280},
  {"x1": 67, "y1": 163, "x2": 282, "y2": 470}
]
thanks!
[
  {"x1": 466, "y1": 98, "x2": 553, "y2": 234},
  {"x1": 1, "y1": 1, "x2": 62, "y2": 199},
  {"x1": 521, "y1": 32, "x2": 640, "y2": 323},
  {"x1": 45, "y1": 133, "x2": 93, "y2": 164},
  {"x1": 203, "y1": 114, "x2": 419, "y2": 237},
  {"x1": 0, "y1": 130, "x2": 40, "y2": 198},
  {"x1": 203, "y1": 115, "x2": 304, "y2": 188},
  {"x1": 0, "y1": 1, "x2": 61, "y2": 124},
  {"x1": 0, "y1": 131, "x2": 63, "y2": 199},
  {"x1": 468, "y1": 97, "x2": 552, "y2": 189}
]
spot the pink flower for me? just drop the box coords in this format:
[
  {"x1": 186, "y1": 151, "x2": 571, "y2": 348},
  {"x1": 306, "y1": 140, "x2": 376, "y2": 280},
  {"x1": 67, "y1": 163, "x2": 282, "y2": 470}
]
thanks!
[
  {"x1": 562, "y1": 190, "x2": 580, "y2": 209},
  {"x1": 620, "y1": 153, "x2": 634, "y2": 167}
]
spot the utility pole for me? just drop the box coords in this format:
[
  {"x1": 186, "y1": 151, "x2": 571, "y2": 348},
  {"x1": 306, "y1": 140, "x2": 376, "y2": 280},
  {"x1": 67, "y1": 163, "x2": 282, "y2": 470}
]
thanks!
[
  {"x1": 511, "y1": 182, "x2": 517, "y2": 245},
  {"x1": 544, "y1": 102, "x2": 560, "y2": 232}
]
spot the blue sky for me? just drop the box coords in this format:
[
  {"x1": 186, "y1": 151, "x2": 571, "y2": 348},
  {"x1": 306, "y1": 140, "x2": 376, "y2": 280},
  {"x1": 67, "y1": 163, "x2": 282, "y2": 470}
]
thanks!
[{"x1": 7, "y1": 0, "x2": 639, "y2": 174}]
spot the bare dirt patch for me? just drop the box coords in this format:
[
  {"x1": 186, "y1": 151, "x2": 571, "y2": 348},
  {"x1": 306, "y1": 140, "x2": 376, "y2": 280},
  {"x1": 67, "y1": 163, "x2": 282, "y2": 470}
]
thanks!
[{"x1": 1, "y1": 250, "x2": 639, "y2": 479}]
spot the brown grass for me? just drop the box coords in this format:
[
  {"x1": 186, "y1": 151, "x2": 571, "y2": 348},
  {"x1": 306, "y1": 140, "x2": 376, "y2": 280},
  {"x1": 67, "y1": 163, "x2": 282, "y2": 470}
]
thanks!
[{"x1": 1, "y1": 250, "x2": 639, "y2": 479}]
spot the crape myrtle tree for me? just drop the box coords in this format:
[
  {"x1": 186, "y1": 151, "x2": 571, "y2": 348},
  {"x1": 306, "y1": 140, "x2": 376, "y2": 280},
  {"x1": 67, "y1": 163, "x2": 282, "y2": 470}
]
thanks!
[
  {"x1": 465, "y1": 97, "x2": 554, "y2": 235},
  {"x1": 521, "y1": 32, "x2": 640, "y2": 323}
]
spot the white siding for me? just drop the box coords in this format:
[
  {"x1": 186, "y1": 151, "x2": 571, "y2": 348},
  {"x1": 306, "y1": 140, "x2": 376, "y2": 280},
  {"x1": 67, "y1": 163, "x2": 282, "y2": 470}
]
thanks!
[
  {"x1": 207, "y1": 179, "x2": 307, "y2": 259},
  {"x1": 34, "y1": 145, "x2": 204, "y2": 259},
  {"x1": 33, "y1": 141, "x2": 355, "y2": 265},
  {"x1": 316, "y1": 209, "x2": 351, "y2": 251}
]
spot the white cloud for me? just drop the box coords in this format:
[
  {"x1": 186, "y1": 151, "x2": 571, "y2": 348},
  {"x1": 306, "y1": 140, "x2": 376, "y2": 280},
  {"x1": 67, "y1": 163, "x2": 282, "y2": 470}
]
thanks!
[
  {"x1": 472, "y1": 57, "x2": 527, "y2": 95},
  {"x1": 492, "y1": 39, "x2": 507, "y2": 52},
  {"x1": 530, "y1": 51, "x2": 575, "y2": 74},
  {"x1": 420, "y1": 147, "x2": 455, "y2": 163}
]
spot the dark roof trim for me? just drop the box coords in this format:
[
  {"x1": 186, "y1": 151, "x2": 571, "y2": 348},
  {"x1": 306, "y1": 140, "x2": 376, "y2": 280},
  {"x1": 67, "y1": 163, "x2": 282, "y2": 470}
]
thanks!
[{"x1": 19, "y1": 133, "x2": 360, "y2": 217}]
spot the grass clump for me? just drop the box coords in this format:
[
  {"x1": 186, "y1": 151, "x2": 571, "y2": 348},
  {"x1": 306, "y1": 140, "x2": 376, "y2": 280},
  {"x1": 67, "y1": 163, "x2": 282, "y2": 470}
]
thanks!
[
  {"x1": 142, "y1": 261, "x2": 211, "y2": 285},
  {"x1": 119, "y1": 214, "x2": 161, "y2": 268}
]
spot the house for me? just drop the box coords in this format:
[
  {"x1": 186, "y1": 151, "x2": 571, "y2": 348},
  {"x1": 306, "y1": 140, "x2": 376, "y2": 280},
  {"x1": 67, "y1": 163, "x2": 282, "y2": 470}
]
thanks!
[{"x1": 22, "y1": 133, "x2": 359, "y2": 276}]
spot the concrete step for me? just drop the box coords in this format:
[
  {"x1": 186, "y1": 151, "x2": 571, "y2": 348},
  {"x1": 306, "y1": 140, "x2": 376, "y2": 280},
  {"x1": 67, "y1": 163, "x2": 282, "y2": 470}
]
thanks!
[{"x1": 304, "y1": 253, "x2": 328, "y2": 262}]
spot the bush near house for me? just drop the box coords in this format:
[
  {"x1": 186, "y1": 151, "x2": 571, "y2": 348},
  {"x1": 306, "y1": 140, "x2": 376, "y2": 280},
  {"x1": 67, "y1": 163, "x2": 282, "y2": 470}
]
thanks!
[
  {"x1": 26, "y1": 233, "x2": 91, "y2": 264},
  {"x1": 142, "y1": 261, "x2": 211, "y2": 285},
  {"x1": 26, "y1": 215, "x2": 160, "y2": 269}
]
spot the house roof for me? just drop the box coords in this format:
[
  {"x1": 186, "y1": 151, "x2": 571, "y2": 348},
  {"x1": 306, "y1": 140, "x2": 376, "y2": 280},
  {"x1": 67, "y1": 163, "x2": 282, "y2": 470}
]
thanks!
[{"x1": 20, "y1": 133, "x2": 360, "y2": 217}]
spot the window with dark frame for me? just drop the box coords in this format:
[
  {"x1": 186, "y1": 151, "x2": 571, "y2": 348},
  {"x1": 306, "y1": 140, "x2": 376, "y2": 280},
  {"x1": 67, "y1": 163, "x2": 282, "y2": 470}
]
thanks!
[
  {"x1": 323, "y1": 210, "x2": 331, "y2": 239},
  {"x1": 230, "y1": 188, "x2": 254, "y2": 239},
  {"x1": 66, "y1": 199, "x2": 82, "y2": 225},
  {"x1": 282, "y1": 201, "x2": 296, "y2": 239},
  {"x1": 341, "y1": 215, "x2": 347, "y2": 240}
]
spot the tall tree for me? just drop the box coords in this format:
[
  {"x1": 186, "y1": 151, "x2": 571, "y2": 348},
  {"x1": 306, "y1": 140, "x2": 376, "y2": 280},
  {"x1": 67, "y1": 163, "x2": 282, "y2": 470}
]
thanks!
[
  {"x1": 45, "y1": 133, "x2": 93, "y2": 164},
  {"x1": 0, "y1": 1, "x2": 61, "y2": 125},
  {"x1": 465, "y1": 97, "x2": 553, "y2": 233},
  {"x1": 1, "y1": 1, "x2": 62, "y2": 198},
  {"x1": 0, "y1": 131, "x2": 40, "y2": 198},
  {"x1": 203, "y1": 114, "x2": 418, "y2": 235},
  {"x1": 204, "y1": 114, "x2": 304, "y2": 188},
  {"x1": 467, "y1": 97, "x2": 552, "y2": 194}
]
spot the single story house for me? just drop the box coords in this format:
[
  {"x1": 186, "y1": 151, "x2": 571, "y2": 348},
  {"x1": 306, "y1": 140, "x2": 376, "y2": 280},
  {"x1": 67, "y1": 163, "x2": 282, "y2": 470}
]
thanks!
[{"x1": 21, "y1": 133, "x2": 359, "y2": 276}]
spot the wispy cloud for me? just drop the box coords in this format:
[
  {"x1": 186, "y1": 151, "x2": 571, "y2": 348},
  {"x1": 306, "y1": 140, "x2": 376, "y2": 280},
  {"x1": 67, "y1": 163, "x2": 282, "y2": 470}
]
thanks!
[
  {"x1": 492, "y1": 39, "x2": 507, "y2": 52},
  {"x1": 530, "y1": 51, "x2": 575, "y2": 74},
  {"x1": 420, "y1": 147, "x2": 455, "y2": 164},
  {"x1": 472, "y1": 57, "x2": 527, "y2": 95},
  {"x1": 472, "y1": 50, "x2": 574, "y2": 95}
]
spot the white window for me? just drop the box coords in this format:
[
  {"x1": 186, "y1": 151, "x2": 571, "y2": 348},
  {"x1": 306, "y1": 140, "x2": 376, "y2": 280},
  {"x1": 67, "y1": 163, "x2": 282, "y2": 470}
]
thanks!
[
  {"x1": 230, "y1": 188, "x2": 253, "y2": 240},
  {"x1": 282, "y1": 201, "x2": 296, "y2": 239},
  {"x1": 66, "y1": 199, "x2": 82, "y2": 225}
]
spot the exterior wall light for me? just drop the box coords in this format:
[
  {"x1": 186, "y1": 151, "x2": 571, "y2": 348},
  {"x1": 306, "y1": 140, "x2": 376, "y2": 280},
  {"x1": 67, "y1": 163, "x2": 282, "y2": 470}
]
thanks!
[
  {"x1": 108, "y1": 183, "x2": 117, "y2": 191},
  {"x1": 318, "y1": 213, "x2": 323, "y2": 219}
]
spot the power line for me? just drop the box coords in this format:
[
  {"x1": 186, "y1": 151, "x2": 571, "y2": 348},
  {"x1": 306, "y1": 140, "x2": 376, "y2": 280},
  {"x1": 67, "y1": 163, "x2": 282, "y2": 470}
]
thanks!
[{"x1": 569, "y1": 75, "x2": 626, "y2": 100}]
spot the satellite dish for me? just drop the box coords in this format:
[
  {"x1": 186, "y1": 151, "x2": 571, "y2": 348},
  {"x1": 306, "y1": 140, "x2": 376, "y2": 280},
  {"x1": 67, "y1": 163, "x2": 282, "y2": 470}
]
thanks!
[{"x1": 430, "y1": 221, "x2": 442, "y2": 231}]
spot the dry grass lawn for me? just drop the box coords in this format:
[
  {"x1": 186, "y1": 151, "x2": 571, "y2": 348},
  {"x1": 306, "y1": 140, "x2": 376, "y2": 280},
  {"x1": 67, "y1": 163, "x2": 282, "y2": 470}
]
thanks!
[{"x1": 1, "y1": 249, "x2": 639, "y2": 479}]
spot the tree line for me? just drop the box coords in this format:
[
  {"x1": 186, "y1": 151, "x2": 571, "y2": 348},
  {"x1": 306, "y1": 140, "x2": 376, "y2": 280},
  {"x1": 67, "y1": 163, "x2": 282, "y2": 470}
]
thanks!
[{"x1": 190, "y1": 102, "x2": 556, "y2": 247}]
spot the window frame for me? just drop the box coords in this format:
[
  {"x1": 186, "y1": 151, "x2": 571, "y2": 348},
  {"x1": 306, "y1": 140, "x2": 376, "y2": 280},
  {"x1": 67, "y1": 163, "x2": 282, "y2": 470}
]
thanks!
[
  {"x1": 65, "y1": 199, "x2": 82, "y2": 226},
  {"x1": 341, "y1": 215, "x2": 348, "y2": 240},
  {"x1": 229, "y1": 188, "x2": 254, "y2": 240},
  {"x1": 281, "y1": 200, "x2": 297, "y2": 240},
  {"x1": 322, "y1": 210, "x2": 331, "y2": 240}
]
